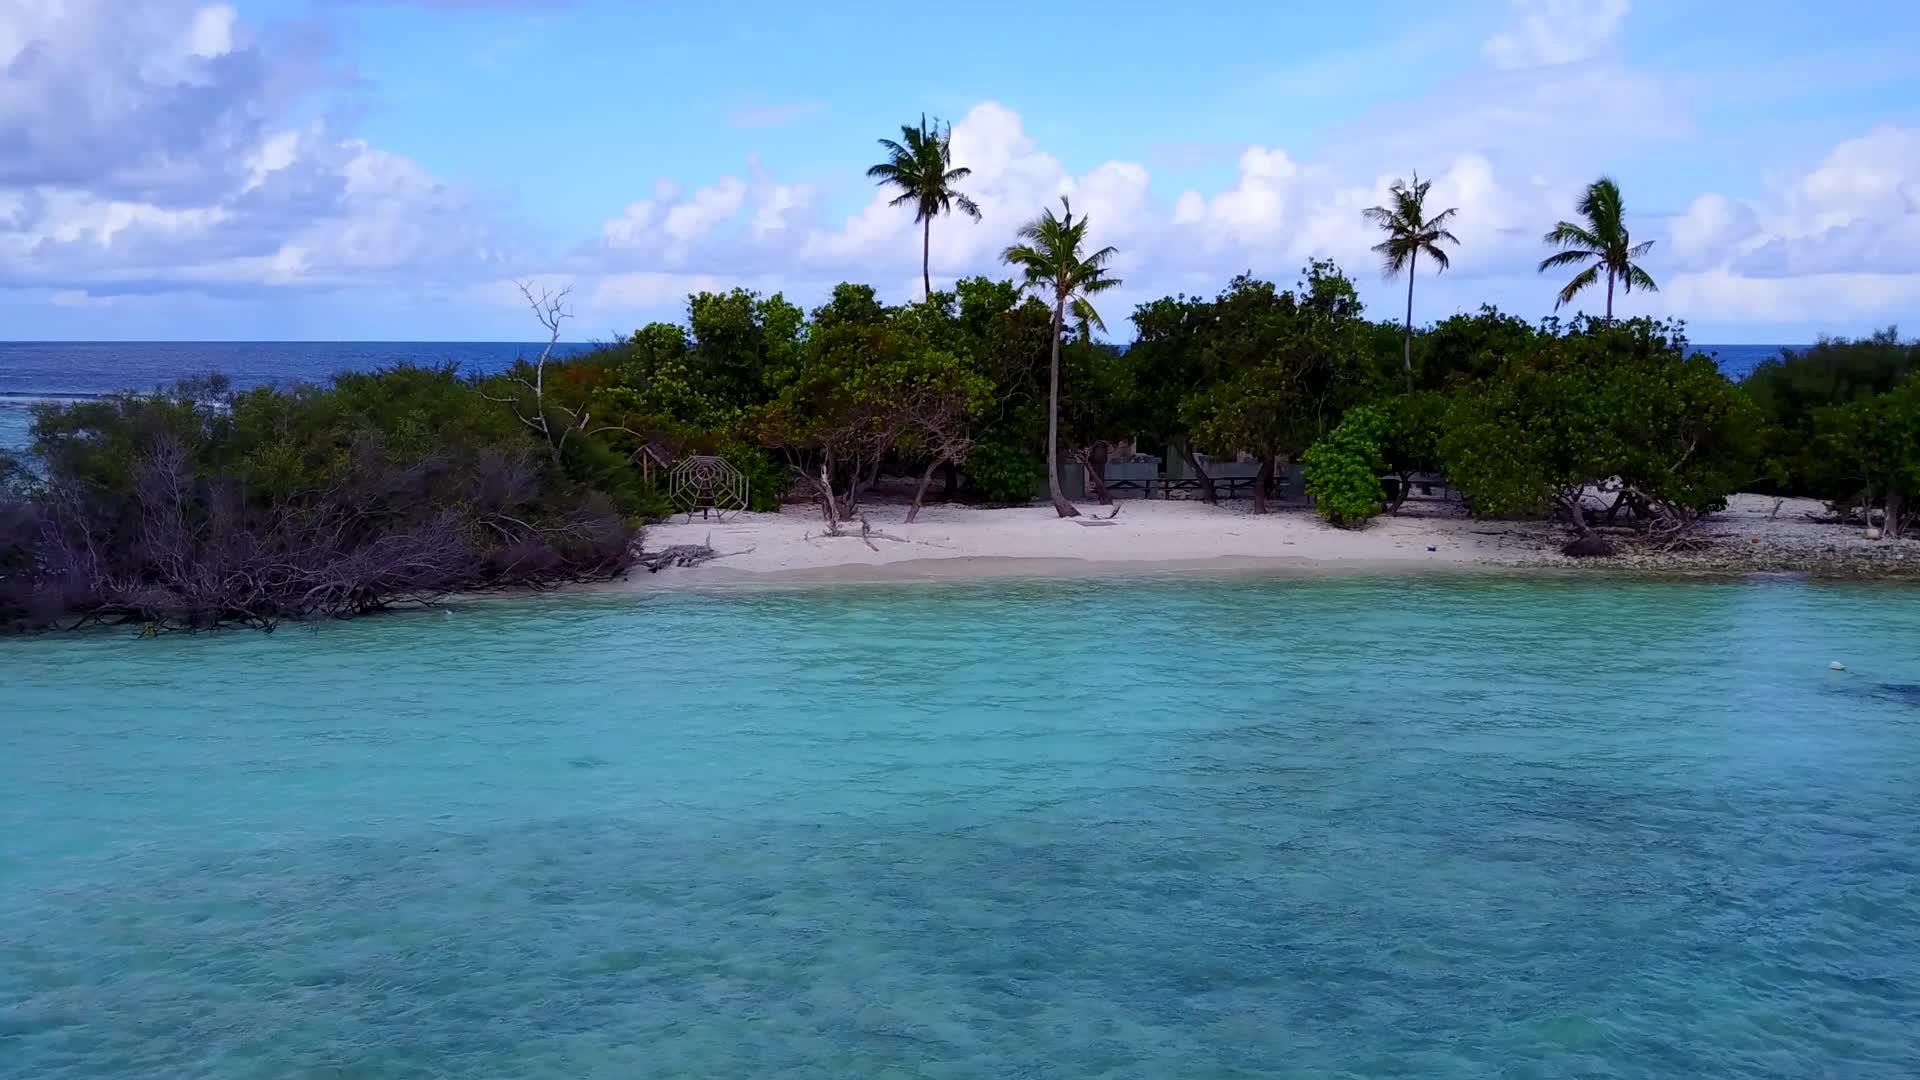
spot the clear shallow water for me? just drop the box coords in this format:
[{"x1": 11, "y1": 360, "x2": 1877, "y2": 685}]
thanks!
[{"x1": 2, "y1": 575, "x2": 1917, "y2": 1078}]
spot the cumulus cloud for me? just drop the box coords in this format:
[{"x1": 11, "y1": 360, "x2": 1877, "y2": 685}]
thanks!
[
  {"x1": 1482, "y1": 0, "x2": 1631, "y2": 70},
  {"x1": 5, "y1": 0, "x2": 1915, "y2": 339},
  {"x1": 1662, "y1": 126, "x2": 1920, "y2": 316},
  {"x1": 577, "y1": 102, "x2": 1575, "y2": 312},
  {"x1": 0, "y1": 0, "x2": 514, "y2": 297},
  {"x1": 1663, "y1": 271, "x2": 1920, "y2": 324}
]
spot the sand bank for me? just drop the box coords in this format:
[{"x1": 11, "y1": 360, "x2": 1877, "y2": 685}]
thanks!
[{"x1": 630, "y1": 494, "x2": 1920, "y2": 587}]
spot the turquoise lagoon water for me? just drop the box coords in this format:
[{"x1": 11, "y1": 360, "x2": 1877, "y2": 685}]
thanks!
[{"x1": 3, "y1": 575, "x2": 1918, "y2": 1077}]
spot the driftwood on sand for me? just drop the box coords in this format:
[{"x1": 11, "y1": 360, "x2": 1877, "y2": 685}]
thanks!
[{"x1": 634, "y1": 530, "x2": 754, "y2": 573}]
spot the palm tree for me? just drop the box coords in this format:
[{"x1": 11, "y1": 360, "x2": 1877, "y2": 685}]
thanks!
[
  {"x1": 1001, "y1": 196, "x2": 1121, "y2": 518},
  {"x1": 1362, "y1": 171, "x2": 1459, "y2": 378},
  {"x1": 1538, "y1": 176, "x2": 1657, "y2": 319},
  {"x1": 866, "y1": 115, "x2": 982, "y2": 299}
]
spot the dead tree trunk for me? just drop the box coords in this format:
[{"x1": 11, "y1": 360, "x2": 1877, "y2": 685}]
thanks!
[
  {"x1": 1082, "y1": 443, "x2": 1112, "y2": 505},
  {"x1": 907, "y1": 457, "x2": 946, "y2": 524},
  {"x1": 1388, "y1": 470, "x2": 1413, "y2": 514},
  {"x1": 1252, "y1": 455, "x2": 1275, "y2": 515},
  {"x1": 1182, "y1": 448, "x2": 1218, "y2": 504},
  {"x1": 846, "y1": 455, "x2": 884, "y2": 519},
  {"x1": 1559, "y1": 492, "x2": 1594, "y2": 536},
  {"x1": 813, "y1": 459, "x2": 843, "y2": 535}
]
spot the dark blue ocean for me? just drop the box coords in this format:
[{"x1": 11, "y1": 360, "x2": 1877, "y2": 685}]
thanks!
[
  {"x1": 0, "y1": 341, "x2": 1797, "y2": 452},
  {"x1": 0, "y1": 341, "x2": 588, "y2": 453}
]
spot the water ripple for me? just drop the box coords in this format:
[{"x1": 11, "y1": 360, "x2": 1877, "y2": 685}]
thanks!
[{"x1": 3, "y1": 575, "x2": 1919, "y2": 1077}]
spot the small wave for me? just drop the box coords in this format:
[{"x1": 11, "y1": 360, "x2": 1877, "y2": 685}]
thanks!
[
  {"x1": 0, "y1": 391, "x2": 229, "y2": 413},
  {"x1": 0, "y1": 391, "x2": 109, "y2": 407}
]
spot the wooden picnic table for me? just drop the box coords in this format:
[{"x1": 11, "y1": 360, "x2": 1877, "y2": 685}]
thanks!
[{"x1": 1105, "y1": 475, "x2": 1290, "y2": 500}]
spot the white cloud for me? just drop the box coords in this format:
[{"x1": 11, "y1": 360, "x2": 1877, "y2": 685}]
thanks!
[
  {"x1": 0, "y1": 0, "x2": 515, "y2": 296},
  {"x1": 592, "y1": 271, "x2": 727, "y2": 308},
  {"x1": 565, "y1": 89, "x2": 1918, "y2": 338},
  {"x1": 662, "y1": 177, "x2": 747, "y2": 247},
  {"x1": 1483, "y1": 0, "x2": 1631, "y2": 70},
  {"x1": 5, "y1": 0, "x2": 1915, "y2": 341},
  {"x1": 186, "y1": 4, "x2": 238, "y2": 59},
  {"x1": 781, "y1": 101, "x2": 1182, "y2": 302},
  {"x1": 1664, "y1": 125, "x2": 1920, "y2": 287},
  {"x1": 1664, "y1": 271, "x2": 1920, "y2": 323}
]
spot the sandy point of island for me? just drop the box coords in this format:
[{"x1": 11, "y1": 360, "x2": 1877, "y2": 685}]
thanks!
[{"x1": 603, "y1": 494, "x2": 1915, "y2": 589}]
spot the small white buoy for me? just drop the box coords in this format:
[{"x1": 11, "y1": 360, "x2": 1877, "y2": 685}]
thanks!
[{"x1": 1829, "y1": 660, "x2": 1847, "y2": 672}]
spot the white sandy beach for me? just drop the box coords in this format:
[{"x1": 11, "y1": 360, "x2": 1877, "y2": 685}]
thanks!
[{"x1": 636, "y1": 494, "x2": 1918, "y2": 585}]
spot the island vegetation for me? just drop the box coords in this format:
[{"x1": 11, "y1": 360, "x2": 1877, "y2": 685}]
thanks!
[{"x1": 3, "y1": 122, "x2": 1917, "y2": 633}]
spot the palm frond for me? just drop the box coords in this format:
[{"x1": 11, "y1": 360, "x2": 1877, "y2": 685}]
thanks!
[
  {"x1": 1080, "y1": 244, "x2": 1118, "y2": 269},
  {"x1": 1538, "y1": 248, "x2": 1596, "y2": 272},
  {"x1": 1626, "y1": 239, "x2": 1655, "y2": 259},
  {"x1": 953, "y1": 192, "x2": 982, "y2": 221},
  {"x1": 1542, "y1": 221, "x2": 1603, "y2": 250},
  {"x1": 1373, "y1": 238, "x2": 1411, "y2": 276},
  {"x1": 1426, "y1": 206, "x2": 1460, "y2": 230},
  {"x1": 1624, "y1": 264, "x2": 1660, "y2": 294},
  {"x1": 1554, "y1": 263, "x2": 1602, "y2": 310},
  {"x1": 1423, "y1": 244, "x2": 1452, "y2": 272},
  {"x1": 1431, "y1": 227, "x2": 1460, "y2": 247},
  {"x1": 1070, "y1": 296, "x2": 1108, "y2": 334}
]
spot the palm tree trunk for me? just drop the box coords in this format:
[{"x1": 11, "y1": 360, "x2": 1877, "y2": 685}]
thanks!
[
  {"x1": 922, "y1": 216, "x2": 932, "y2": 299},
  {"x1": 1605, "y1": 271, "x2": 1614, "y2": 320},
  {"x1": 1402, "y1": 249, "x2": 1417, "y2": 382},
  {"x1": 1046, "y1": 296, "x2": 1079, "y2": 518}
]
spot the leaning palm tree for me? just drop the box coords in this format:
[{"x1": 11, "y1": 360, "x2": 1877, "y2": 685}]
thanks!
[
  {"x1": 866, "y1": 115, "x2": 982, "y2": 299},
  {"x1": 1538, "y1": 176, "x2": 1657, "y2": 319},
  {"x1": 1001, "y1": 196, "x2": 1121, "y2": 518},
  {"x1": 1362, "y1": 172, "x2": 1459, "y2": 377}
]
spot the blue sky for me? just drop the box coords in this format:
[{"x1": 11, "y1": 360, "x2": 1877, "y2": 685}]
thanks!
[{"x1": 2, "y1": 0, "x2": 1917, "y2": 341}]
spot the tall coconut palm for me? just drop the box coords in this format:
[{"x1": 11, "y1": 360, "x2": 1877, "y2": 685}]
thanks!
[
  {"x1": 1362, "y1": 171, "x2": 1459, "y2": 378},
  {"x1": 1001, "y1": 196, "x2": 1121, "y2": 518},
  {"x1": 866, "y1": 115, "x2": 981, "y2": 299},
  {"x1": 1538, "y1": 176, "x2": 1657, "y2": 319}
]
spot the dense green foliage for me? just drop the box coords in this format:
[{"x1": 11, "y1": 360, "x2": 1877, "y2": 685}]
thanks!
[
  {"x1": 964, "y1": 439, "x2": 1046, "y2": 505},
  {"x1": 1814, "y1": 368, "x2": 1920, "y2": 538},
  {"x1": 1742, "y1": 328, "x2": 1919, "y2": 505},
  {"x1": 1180, "y1": 266, "x2": 1375, "y2": 512},
  {"x1": 1302, "y1": 406, "x2": 1388, "y2": 527},
  {"x1": 1440, "y1": 317, "x2": 1761, "y2": 529}
]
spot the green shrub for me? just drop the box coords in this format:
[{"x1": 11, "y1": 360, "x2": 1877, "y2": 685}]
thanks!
[
  {"x1": 1303, "y1": 406, "x2": 1388, "y2": 527},
  {"x1": 966, "y1": 440, "x2": 1043, "y2": 505},
  {"x1": 714, "y1": 441, "x2": 786, "y2": 512}
]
